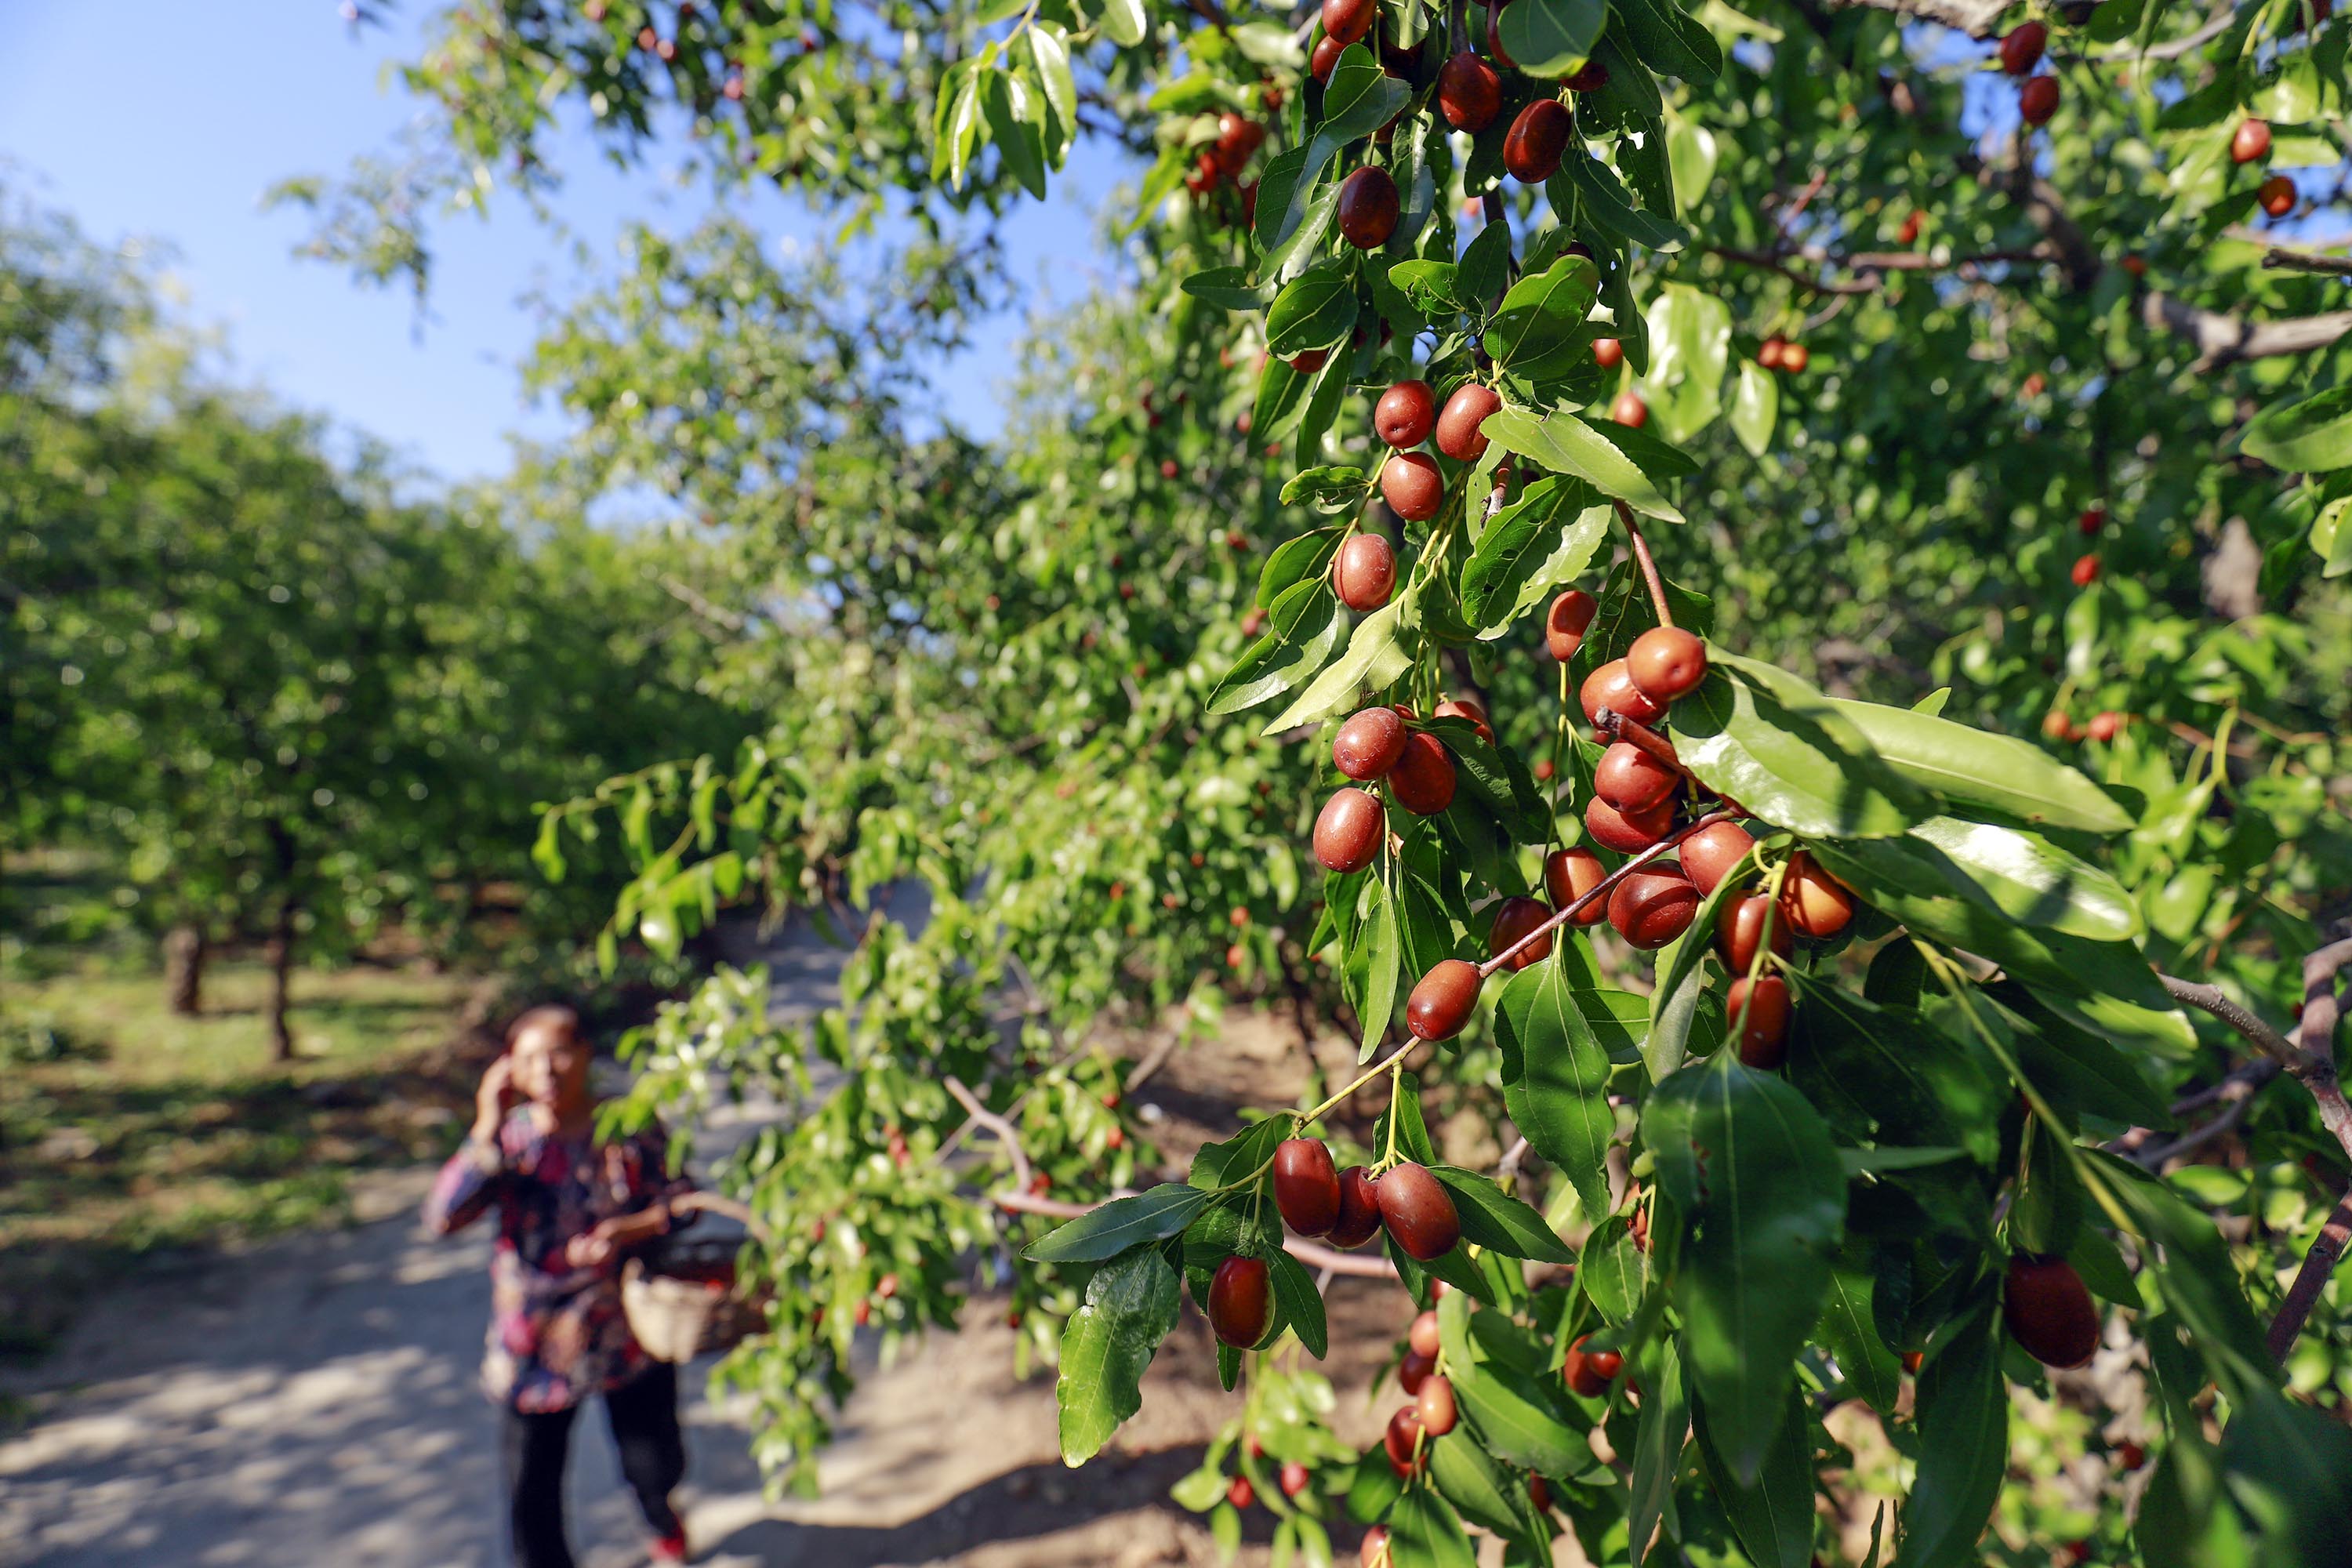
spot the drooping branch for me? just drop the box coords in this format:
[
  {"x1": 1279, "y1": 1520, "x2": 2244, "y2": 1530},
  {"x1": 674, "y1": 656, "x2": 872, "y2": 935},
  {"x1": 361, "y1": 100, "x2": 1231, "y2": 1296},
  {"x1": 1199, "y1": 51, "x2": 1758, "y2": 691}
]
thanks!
[{"x1": 2139, "y1": 292, "x2": 2352, "y2": 370}]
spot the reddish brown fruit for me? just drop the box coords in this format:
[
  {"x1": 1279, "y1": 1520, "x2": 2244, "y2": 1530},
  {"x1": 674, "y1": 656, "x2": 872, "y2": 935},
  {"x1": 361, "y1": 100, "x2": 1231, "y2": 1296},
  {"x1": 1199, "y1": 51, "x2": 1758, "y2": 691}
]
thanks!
[
  {"x1": 1375, "y1": 380, "x2": 1437, "y2": 448},
  {"x1": 1716, "y1": 894, "x2": 1793, "y2": 974},
  {"x1": 1485, "y1": 4, "x2": 1515, "y2": 68},
  {"x1": 2258, "y1": 174, "x2": 2296, "y2": 218},
  {"x1": 1407, "y1": 1309, "x2": 1443, "y2": 1359},
  {"x1": 2071, "y1": 552, "x2": 2101, "y2": 587},
  {"x1": 1389, "y1": 732, "x2": 1457, "y2": 815},
  {"x1": 1436, "y1": 51, "x2": 1502, "y2": 132},
  {"x1": 1416, "y1": 1374, "x2": 1457, "y2": 1436},
  {"x1": 2020, "y1": 74, "x2": 2060, "y2": 127},
  {"x1": 1398, "y1": 1347, "x2": 1436, "y2": 1396},
  {"x1": 1489, "y1": 895, "x2": 1555, "y2": 971},
  {"x1": 1778, "y1": 341, "x2": 1810, "y2": 374},
  {"x1": 1998, "y1": 20, "x2": 2046, "y2": 74},
  {"x1": 1530, "y1": 1475, "x2": 1552, "y2": 1513},
  {"x1": 1758, "y1": 336, "x2": 1786, "y2": 369},
  {"x1": 1384, "y1": 1404, "x2": 1427, "y2": 1472},
  {"x1": 1228, "y1": 1474, "x2": 1255, "y2": 1508},
  {"x1": 1534, "y1": 758, "x2": 1555, "y2": 782},
  {"x1": 1545, "y1": 588, "x2": 1597, "y2": 660},
  {"x1": 1897, "y1": 209, "x2": 1922, "y2": 245},
  {"x1": 1280, "y1": 1461, "x2": 1310, "y2": 1497},
  {"x1": 1160, "y1": 459, "x2": 1179, "y2": 480},
  {"x1": 1313, "y1": 787, "x2": 1385, "y2": 873},
  {"x1": 1334, "y1": 706, "x2": 1410, "y2": 780},
  {"x1": 1435, "y1": 383, "x2": 1503, "y2": 461},
  {"x1": 1592, "y1": 336, "x2": 1624, "y2": 370},
  {"x1": 2042, "y1": 710, "x2": 2075, "y2": 742},
  {"x1": 2122, "y1": 255, "x2": 2147, "y2": 278},
  {"x1": 2004, "y1": 1254, "x2": 2101, "y2": 1368},
  {"x1": 1332, "y1": 1166, "x2": 1384, "y2": 1248},
  {"x1": 1310, "y1": 32, "x2": 1345, "y2": 82},
  {"x1": 1563, "y1": 1334, "x2": 1622, "y2": 1397},
  {"x1": 1580, "y1": 659, "x2": 1667, "y2": 728},
  {"x1": 1727, "y1": 974, "x2": 1791, "y2": 1068},
  {"x1": 1608, "y1": 866, "x2": 1699, "y2": 950},
  {"x1": 1778, "y1": 851, "x2": 1855, "y2": 938},
  {"x1": 1377, "y1": 1162, "x2": 1462, "y2": 1259},
  {"x1": 1627, "y1": 626, "x2": 1707, "y2": 704},
  {"x1": 1337, "y1": 166, "x2": 1402, "y2": 249},
  {"x1": 2087, "y1": 710, "x2": 2121, "y2": 742},
  {"x1": 1678, "y1": 820, "x2": 1756, "y2": 897},
  {"x1": 1901, "y1": 1350, "x2": 1923, "y2": 1374},
  {"x1": 1381, "y1": 451, "x2": 1445, "y2": 521},
  {"x1": 1334, "y1": 533, "x2": 1398, "y2": 611},
  {"x1": 1586, "y1": 794, "x2": 1675, "y2": 853},
  {"x1": 1290, "y1": 348, "x2": 1330, "y2": 374},
  {"x1": 1563, "y1": 60, "x2": 1609, "y2": 92},
  {"x1": 1610, "y1": 390, "x2": 1649, "y2": 427},
  {"x1": 1360, "y1": 1525, "x2": 1391, "y2": 1566},
  {"x1": 2231, "y1": 117, "x2": 2270, "y2": 165},
  {"x1": 1406, "y1": 960, "x2": 1482, "y2": 1041},
  {"x1": 1503, "y1": 99, "x2": 1573, "y2": 184},
  {"x1": 2118, "y1": 1441, "x2": 2147, "y2": 1472},
  {"x1": 1274, "y1": 1138, "x2": 1343, "y2": 1237},
  {"x1": 2078, "y1": 506, "x2": 2105, "y2": 535},
  {"x1": 1208, "y1": 1256, "x2": 1273, "y2": 1347},
  {"x1": 1544, "y1": 848, "x2": 1610, "y2": 925},
  {"x1": 1595, "y1": 741, "x2": 1680, "y2": 813},
  {"x1": 1322, "y1": 0, "x2": 1376, "y2": 46}
]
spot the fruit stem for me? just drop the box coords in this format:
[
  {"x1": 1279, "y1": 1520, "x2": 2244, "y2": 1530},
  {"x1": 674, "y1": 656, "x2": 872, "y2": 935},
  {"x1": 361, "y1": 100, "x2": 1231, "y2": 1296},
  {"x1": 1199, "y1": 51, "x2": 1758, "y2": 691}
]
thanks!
[
  {"x1": 1380, "y1": 1058, "x2": 1405, "y2": 1168},
  {"x1": 1732, "y1": 858, "x2": 1790, "y2": 1042},
  {"x1": 1301, "y1": 1039, "x2": 1431, "y2": 1127},
  {"x1": 1614, "y1": 500, "x2": 1675, "y2": 630},
  {"x1": 1477, "y1": 809, "x2": 1739, "y2": 978}
]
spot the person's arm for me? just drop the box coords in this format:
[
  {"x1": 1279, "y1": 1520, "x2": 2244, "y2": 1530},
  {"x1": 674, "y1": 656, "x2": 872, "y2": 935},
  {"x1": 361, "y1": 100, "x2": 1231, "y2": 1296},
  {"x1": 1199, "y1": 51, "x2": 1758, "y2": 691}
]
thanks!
[{"x1": 423, "y1": 1058, "x2": 516, "y2": 1236}]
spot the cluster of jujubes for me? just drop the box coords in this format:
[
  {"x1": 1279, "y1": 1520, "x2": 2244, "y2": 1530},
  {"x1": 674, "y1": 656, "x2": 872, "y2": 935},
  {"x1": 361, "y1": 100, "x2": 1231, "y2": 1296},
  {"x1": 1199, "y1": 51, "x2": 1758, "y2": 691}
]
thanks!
[{"x1": 1185, "y1": 109, "x2": 1271, "y2": 230}]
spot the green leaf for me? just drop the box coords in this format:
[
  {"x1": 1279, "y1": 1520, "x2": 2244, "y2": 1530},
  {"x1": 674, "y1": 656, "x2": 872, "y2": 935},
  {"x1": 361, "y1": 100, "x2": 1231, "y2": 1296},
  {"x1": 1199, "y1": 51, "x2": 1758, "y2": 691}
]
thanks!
[
  {"x1": 1388, "y1": 1483, "x2": 1478, "y2": 1568},
  {"x1": 1280, "y1": 466, "x2": 1369, "y2": 512},
  {"x1": 2241, "y1": 386, "x2": 2352, "y2": 473},
  {"x1": 1428, "y1": 1431, "x2": 1549, "y2": 1558},
  {"x1": 1488, "y1": 253, "x2": 1602, "y2": 378},
  {"x1": 1265, "y1": 584, "x2": 1419, "y2": 731},
  {"x1": 1557, "y1": 152, "x2": 1686, "y2": 252},
  {"x1": 1432, "y1": 1165, "x2": 1577, "y2": 1263},
  {"x1": 1817, "y1": 1263, "x2": 1902, "y2": 1415},
  {"x1": 1379, "y1": 1072, "x2": 1442, "y2": 1169},
  {"x1": 1784, "y1": 979, "x2": 2004, "y2": 1166},
  {"x1": 1098, "y1": 0, "x2": 1149, "y2": 48},
  {"x1": 1825, "y1": 698, "x2": 2132, "y2": 833},
  {"x1": 1208, "y1": 579, "x2": 1341, "y2": 716},
  {"x1": 1459, "y1": 217, "x2": 1514, "y2": 310},
  {"x1": 1482, "y1": 406, "x2": 1684, "y2": 523},
  {"x1": 1461, "y1": 484, "x2": 1610, "y2": 636},
  {"x1": 1494, "y1": 948, "x2": 1617, "y2": 1221},
  {"x1": 1643, "y1": 1052, "x2": 1846, "y2": 1486},
  {"x1": 1029, "y1": 24, "x2": 1078, "y2": 134},
  {"x1": 1056, "y1": 1244, "x2": 1181, "y2": 1464},
  {"x1": 1668, "y1": 652, "x2": 1926, "y2": 839},
  {"x1": 1266, "y1": 266, "x2": 1359, "y2": 355},
  {"x1": 1693, "y1": 1384, "x2": 1814, "y2": 1568},
  {"x1": 1258, "y1": 528, "x2": 1342, "y2": 607},
  {"x1": 1900, "y1": 816, "x2": 2140, "y2": 942},
  {"x1": 1190, "y1": 1116, "x2": 1292, "y2": 1190},
  {"x1": 1357, "y1": 880, "x2": 1403, "y2": 1060},
  {"x1": 1893, "y1": 1295, "x2": 2008, "y2": 1568},
  {"x1": 1181, "y1": 265, "x2": 1277, "y2": 311},
  {"x1": 1497, "y1": 0, "x2": 1608, "y2": 76},
  {"x1": 1578, "y1": 1212, "x2": 1651, "y2": 1323},
  {"x1": 1267, "y1": 1246, "x2": 1330, "y2": 1358},
  {"x1": 1627, "y1": 1337, "x2": 1688, "y2": 1561},
  {"x1": 980, "y1": 70, "x2": 1048, "y2": 200},
  {"x1": 1613, "y1": 0, "x2": 1724, "y2": 81},
  {"x1": 1730, "y1": 358, "x2": 1777, "y2": 456},
  {"x1": 1027, "y1": 1183, "x2": 1213, "y2": 1261},
  {"x1": 1390, "y1": 259, "x2": 1465, "y2": 317},
  {"x1": 1439, "y1": 1301, "x2": 1592, "y2": 1474},
  {"x1": 1646, "y1": 836, "x2": 1758, "y2": 1074},
  {"x1": 1639, "y1": 283, "x2": 1733, "y2": 445}
]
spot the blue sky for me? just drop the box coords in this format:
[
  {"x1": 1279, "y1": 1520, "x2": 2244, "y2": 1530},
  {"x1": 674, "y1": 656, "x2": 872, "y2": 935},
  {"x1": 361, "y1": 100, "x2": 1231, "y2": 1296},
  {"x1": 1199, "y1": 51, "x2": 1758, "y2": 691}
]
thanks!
[{"x1": 0, "y1": 0, "x2": 1130, "y2": 481}]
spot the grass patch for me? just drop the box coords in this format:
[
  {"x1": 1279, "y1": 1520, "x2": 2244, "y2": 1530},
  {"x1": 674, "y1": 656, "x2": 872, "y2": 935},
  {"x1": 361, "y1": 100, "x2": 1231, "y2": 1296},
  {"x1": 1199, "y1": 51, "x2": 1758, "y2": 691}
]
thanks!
[{"x1": 0, "y1": 955, "x2": 484, "y2": 1360}]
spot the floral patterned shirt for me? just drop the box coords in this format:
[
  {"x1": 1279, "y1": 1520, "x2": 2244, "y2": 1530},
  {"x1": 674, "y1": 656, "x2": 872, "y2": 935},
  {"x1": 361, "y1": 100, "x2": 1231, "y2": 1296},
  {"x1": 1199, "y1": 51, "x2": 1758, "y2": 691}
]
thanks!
[{"x1": 424, "y1": 1109, "x2": 695, "y2": 1413}]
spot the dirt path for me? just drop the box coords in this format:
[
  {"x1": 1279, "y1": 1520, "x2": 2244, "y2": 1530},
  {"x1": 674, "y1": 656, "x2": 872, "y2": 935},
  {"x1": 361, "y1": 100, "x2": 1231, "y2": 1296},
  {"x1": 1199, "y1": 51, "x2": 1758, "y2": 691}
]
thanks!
[{"x1": 0, "y1": 897, "x2": 1423, "y2": 1567}]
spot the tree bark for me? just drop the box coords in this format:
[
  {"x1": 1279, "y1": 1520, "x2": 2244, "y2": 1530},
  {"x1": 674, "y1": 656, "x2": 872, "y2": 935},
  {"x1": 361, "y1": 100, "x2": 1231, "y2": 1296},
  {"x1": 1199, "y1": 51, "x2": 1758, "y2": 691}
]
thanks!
[
  {"x1": 266, "y1": 894, "x2": 298, "y2": 1062},
  {"x1": 162, "y1": 924, "x2": 206, "y2": 1016}
]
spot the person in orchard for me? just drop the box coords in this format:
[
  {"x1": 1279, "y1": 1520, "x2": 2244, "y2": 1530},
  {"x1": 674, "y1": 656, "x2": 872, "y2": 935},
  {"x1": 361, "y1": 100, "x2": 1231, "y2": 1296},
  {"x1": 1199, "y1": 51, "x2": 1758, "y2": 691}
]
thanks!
[{"x1": 425, "y1": 1004, "x2": 699, "y2": 1567}]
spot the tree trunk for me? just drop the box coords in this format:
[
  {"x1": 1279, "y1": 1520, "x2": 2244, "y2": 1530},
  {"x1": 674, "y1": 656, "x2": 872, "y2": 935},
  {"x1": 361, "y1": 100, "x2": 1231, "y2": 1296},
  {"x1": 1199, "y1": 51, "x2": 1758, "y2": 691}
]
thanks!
[
  {"x1": 267, "y1": 893, "x2": 298, "y2": 1063},
  {"x1": 162, "y1": 924, "x2": 206, "y2": 1016}
]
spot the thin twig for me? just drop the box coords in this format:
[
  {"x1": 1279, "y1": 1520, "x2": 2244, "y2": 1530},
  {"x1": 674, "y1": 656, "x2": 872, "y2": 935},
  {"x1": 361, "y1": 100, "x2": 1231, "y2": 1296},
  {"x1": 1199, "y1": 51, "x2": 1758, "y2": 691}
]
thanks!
[
  {"x1": 945, "y1": 1075, "x2": 1032, "y2": 1193},
  {"x1": 2262, "y1": 248, "x2": 2352, "y2": 278},
  {"x1": 1481, "y1": 810, "x2": 1737, "y2": 978},
  {"x1": 1614, "y1": 500, "x2": 1675, "y2": 630},
  {"x1": 2158, "y1": 973, "x2": 2314, "y2": 1073},
  {"x1": 2269, "y1": 1191, "x2": 2352, "y2": 1363},
  {"x1": 992, "y1": 1190, "x2": 1399, "y2": 1278}
]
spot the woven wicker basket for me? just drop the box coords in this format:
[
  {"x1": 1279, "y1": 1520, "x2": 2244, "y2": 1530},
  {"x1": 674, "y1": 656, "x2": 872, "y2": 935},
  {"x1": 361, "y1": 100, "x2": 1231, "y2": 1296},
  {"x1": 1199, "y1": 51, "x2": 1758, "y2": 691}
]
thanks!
[{"x1": 621, "y1": 1192, "x2": 771, "y2": 1363}]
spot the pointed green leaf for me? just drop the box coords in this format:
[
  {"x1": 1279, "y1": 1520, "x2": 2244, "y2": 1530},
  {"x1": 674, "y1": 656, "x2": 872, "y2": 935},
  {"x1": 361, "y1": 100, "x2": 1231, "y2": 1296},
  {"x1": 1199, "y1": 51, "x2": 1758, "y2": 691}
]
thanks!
[
  {"x1": 1494, "y1": 948, "x2": 1617, "y2": 1221},
  {"x1": 1056, "y1": 1244, "x2": 1182, "y2": 1464},
  {"x1": 1027, "y1": 1183, "x2": 1213, "y2": 1261}
]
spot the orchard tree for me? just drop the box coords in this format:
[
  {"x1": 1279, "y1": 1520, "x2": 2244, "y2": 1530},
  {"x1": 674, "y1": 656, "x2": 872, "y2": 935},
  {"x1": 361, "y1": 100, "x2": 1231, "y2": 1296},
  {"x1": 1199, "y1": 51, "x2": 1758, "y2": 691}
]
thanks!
[{"x1": 321, "y1": 1, "x2": 2352, "y2": 1563}]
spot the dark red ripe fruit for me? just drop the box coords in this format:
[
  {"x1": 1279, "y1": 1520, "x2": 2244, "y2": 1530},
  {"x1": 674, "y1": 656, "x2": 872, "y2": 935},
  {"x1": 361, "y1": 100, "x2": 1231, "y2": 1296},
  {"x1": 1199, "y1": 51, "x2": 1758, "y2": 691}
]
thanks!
[
  {"x1": 1416, "y1": 1374, "x2": 1457, "y2": 1436},
  {"x1": 1544, "y1": 848, "x2": 1610, "y2": 925},
  {"x1": 1534, "y1": 757, "x2": 1555, "y2": 782},
  {"x1": 1758, "y1": 336, "x2": 1786, "y2": 369},
  {"x1": 1580, "y1": 659, "x2": 1666, "y2": 728},
  {"x1": 1334, "y1": 706, "x2": 1410, "y2": 780},
  {"x1": 1563, "y1": 1334, "x2": 1622, "y2": 1397},
  {"x1": 1628, "y1": 626, "x2": 1708, "y2": 703},
  {"x1": 1436, "y1": 52, "x2": 1502, "y2": 132},
  {"x1": 1385, "y1": 1404, "x2": 1427, "y2": 1472},
  {"x1": 2258, "y1": 174, "x2": 2296, "y2": 218},
  {"x1": 2042, "y1": 710, "x2": 2075, "y2": 742},
  {"x1": 1727, "y1": 974, "x2": 1791, "y2": 1068},
  {"x1": 1337, "y1": 166, "x2": 1402, "y2": 249},
  {"x1": 2071, "y1": 552, "x2": 2101, "y2": 587},
  {"x1": 1280, "y1": 1461, "x2": 1310, "y2": 1498},
  {"x1": 1563, "y1": 60, "x2": 1609, "y2": 92},
  {"x1": 2088, "y1": 710, "x2": 2121, "y2": 742},
  {"x1": 1375, "y1": 380, "x2": 1437, "y2": 448},
  {"x1": 1489, "y1": 895, "x2": 1555, "y2": 971},
  {"x1": 2118, "y1": 1441, "x2": 2147, "y2": 1472},
  {"x1": 1716, "y1": 893, "x2": 1793, "y2": 974},
  {"x1": 1228, "y1": 1475, "x2": 1255, "y2": 1508},
  {"x1": 1274, "y1": 1138, "x2": 1343, "y2": 1237},
  {"x1": 1608, "y1": 866, "x2": 1699, "y2": 950},
  {"x1": 2020, "y1": 74, "x2": 2060, "y2": 127},
  {"x1": 1546, "y1": 588, "x2": 1597, "y2": 660},
  {"x1": 1311, "y1": 32, "x2": 1345, "y2": 82},
  {"x1": 2004, "y1": 1254, "x2": 2101, "y2": 1368},
  {"x1": 2230, "y1": 117, "x2": 2270, "y2": 165},
  {"x1": 1290, "y1": 348, "x2": 1330, "y2": 374},
  {"x1": 1595, "y1": 741, "x2": 1679, "y2": 813},
  {"x1": 2078, "y1": 506, "x2": 2105, "y2": 535},
  {"x1": 1432, "y1": 695, "x2": 1490, "y2": 743},
  {"x1": 1360, "y1": 1525, "x2": 1391, "y2": 1566},
  {"x1": 1406, "y1": 960, "x2": 1482, "y2": 1040},
  {"x1": 1331, "y1": 1166, "x2": 1384, "y2": 1248},
  {"x1": 1313, "y1": 787, "x2": 1385, "y2": 873},
  {"x1": 1398, "y1": 1347, "x2": 1436, "y2": 1395},
  {"x1": 1334, "y1": 533, "x2": 1398, "y2": 610},
  {"x1": 1503, "y1": 99, "x2": 1572, "y2": 184},
  {"x1": 1435, "y1": 383, "x2": 1503, "y2": 462},
  {"x1": 1898, "y1": 210, "x2": 1922, "y2": 245},
  {"x1": 1208, "y1": 1256, "x2": 1273, "y2": 1348},
  {"x1": 1408, "y1": 1309, "x2": 1443, "y2": 1358},
  {"x1": 1381, "y1": 451, "x2": 1445, "y2": 521},
  {"x1": 1485, "y1": 5, "x2": 1515, "y2": 68},
  {"x1": 1610, "y1": 390, "x2": 1649, "y2": 427},
  {"x1": 1998, "y1": 20, "x2": 2046, "y2": 74},
  {"x1": 1389, "y1": 732, "x2": 1457, "y2": 815},
  {"x1": 1778, "y1": 341, "x2": 1810, "y2": 374},
  {"x1": 1592, "y1": 336, "x2": 1624, "y2": 370},
  {"x1": 1678, "y1": 820, "x2": 1755, "y2": 896},
  {"x1": 1586, "y1": 794, "x2": 1675, "y2": 854},
  {"x1": 1778, "y1": 851, "x2": 1855, "y2": 938},
  {"x1": 1377, "y1": 1161, "x2": 1461, "y2": 1259},
  {"x1": 1323, "y1": 0, "x2": 1376, "y2": 47},
  {"x1": 1530, "y1": 1475, "x2": 1552, "y2": 1513}
]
